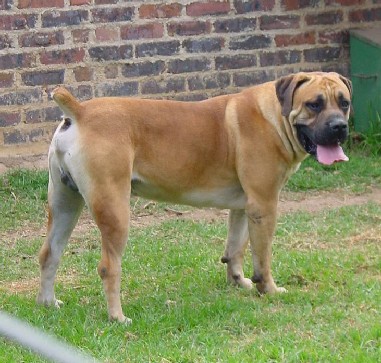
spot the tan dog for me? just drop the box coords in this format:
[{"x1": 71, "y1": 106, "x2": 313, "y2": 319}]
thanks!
[{"x1": 37, "y1": 72, "x2": 352, "y2": 323}]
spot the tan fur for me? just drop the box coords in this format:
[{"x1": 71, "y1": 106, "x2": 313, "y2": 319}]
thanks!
[{"x1": 37, "y1": 72, "x2": 352, "y2": 323}]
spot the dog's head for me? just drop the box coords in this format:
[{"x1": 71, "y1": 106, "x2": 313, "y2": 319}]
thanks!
[{"x1": 276, "y1": 72, "x2": 352, "y2": 165}]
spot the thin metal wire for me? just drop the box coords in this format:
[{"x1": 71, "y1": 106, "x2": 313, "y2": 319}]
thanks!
[{"x1": 0, "y1": 311, "x2": 99, "y2": 363}]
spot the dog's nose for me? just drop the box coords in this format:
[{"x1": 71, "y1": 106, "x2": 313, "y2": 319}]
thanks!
[
  {"x1": 327, "y1": 117, "x2": 348, "y2": 141},
  {"x1": 329, "y1": 119, "x2": 348, "y2": 133}
]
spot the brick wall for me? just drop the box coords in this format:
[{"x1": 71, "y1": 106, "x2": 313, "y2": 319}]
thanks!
[{"x1": 1, "y1": 0, "x2": 381, "y2": 171}]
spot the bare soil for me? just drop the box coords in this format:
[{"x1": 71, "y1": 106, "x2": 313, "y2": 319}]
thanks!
[
  {"x1": 3, "y1": 187, "x2": 381, "y2": 243},
  {"x1": 130, "y1": 186, "x2": 381, "y2": 227}
]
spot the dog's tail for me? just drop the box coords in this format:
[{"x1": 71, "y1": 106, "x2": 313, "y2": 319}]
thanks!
[{"x1": 51, "y1": 87, "x2": 82, "y2": 120}]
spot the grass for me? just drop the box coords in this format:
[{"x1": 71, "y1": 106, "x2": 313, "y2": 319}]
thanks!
[{"x1": 0, "y1": 147, "x2": 380, "y2": 363}]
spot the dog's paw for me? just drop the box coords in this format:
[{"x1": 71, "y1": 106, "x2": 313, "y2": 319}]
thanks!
[
  {"x1": 275, "y1": 286, "x2": 288, "y2": 293},
  {"x1": 124, "y1": 317, "x2": 133, "y2": 325},
  {"x1": 36, "y1": 294, "x2": 63, "y2": 308},
  {"x1": 263, "y1": 285, "x2": 288, "y2": 294},
  {"x1": 109, "y1": 313, "x2": 132, "y2": 325},
  {"x1": 54, "y1": 299, "x2": 64, "y2": 308},
  {"x1": 239, "y1": 277, "x2": 254, "y2": 290}
]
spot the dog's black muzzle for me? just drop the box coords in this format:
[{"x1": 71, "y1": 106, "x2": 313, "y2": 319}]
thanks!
[{"x1": 296, "y1": 115, "x2": 348, "y2": 157}]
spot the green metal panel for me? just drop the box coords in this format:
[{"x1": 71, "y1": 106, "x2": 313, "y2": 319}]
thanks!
[{"x1": 350, "y1": 28, "x2": 381, "y2": 133}]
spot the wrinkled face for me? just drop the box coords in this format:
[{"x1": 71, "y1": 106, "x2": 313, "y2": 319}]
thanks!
[{"x1": 276, "y1": 72, "x2": 352, "y2": 165}]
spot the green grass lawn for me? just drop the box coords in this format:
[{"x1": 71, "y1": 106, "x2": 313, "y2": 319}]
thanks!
[{"x1": 0, "y1": 149, "x2": 380, "y2": 362}]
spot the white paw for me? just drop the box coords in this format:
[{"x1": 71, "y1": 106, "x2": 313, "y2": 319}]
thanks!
[
  {"x1": 37, "y1": 294, "x2": 63, "y2": 308},
  {"x1": 265, "y1": 286, "x2": 288, "y2": 294},
  {"x1": 124, "y1": 317, "x2": 133, "y2": 325},
  {"x1": 54, "y1": 299, "x2": 64, "y2": 308},
  {"x1": 276, "y1": 286, "x2": 288, "y2": 293},
  {"x1": 239, "y1": 277, "x2": 254, "y2": 290},
  {"x1": 110, "y1": 314, "x2": 132, "y2": 324}
]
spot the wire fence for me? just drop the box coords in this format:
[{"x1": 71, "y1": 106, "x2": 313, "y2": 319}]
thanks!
[{"x1": 0, "y1": 311, "x2": 99, "y2": 363}]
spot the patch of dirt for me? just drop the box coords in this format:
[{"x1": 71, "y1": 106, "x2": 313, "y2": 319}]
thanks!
[
  {"x1": 2, "y1": 187, "x2": 381, "y2": 243},
  {"x1": 130, "y1": 186, "x2": 381, "y2": 227},
  {"x1": 278, "y1": 186, "x2": 381, "y2": 215}
]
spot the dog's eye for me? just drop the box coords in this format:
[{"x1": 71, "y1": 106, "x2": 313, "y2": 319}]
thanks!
[
  {"x1": 340, "y1": 100, "x2": 350, "y2": 110},
  {"x1": 306, "y1": 102, "x2": 322, "y2": 113}
]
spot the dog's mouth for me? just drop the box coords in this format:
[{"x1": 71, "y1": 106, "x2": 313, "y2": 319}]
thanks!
[{"x1": 296, "y1": 125, "x2": 349, "y2": 165}]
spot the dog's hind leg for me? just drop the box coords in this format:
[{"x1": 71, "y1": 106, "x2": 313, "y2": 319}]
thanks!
[
  {"x1": 90, "y1": 186, "x2": 131, "y2": 323},
  {"x1": 37, "y1": 171, "x2": 84, "y2": 307},
  {"x1": 221, "y1": 209, "x2": 253, "y2": 289}
]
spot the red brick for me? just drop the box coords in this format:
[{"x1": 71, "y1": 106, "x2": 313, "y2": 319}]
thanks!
[
  {"x1": 168, "y1": 57, "x2": 212, "y2": 74},
  {"x1": 0, "y1": 89, "x2": 42, "y2": 106},
  {"x1": 260, "y1": 15, "x2": 300, "y2": 30},
  {"x1": 70, "y1": 0, "x2": 90, "y2": 5},
  {"x1": 95, "y1": 0, "x2": 117, "y2": 4},
  {"x1": 40, "y1": 48, "x2": 85, "y2": 65},
  {"x1": 95, "y1": 27, "x2": 119, "y2": 41},
  {"x1": 275, "y1": 32, "x2": 315, "y2": 47},
  {"x1": 21, "y1": 70, "x2": 65, "y2": 86},
  {"x1": 215, "y1": 54, "x2": 257, "y2": 70},
  {"x1": 214, "y1": 17, "x2": 257, "y2": 33},
  {"x1": 141, "y1": 77, "x2": 185, "y2": 94},
  {"x1": 234, "y1": 0, "x2": 275, "y2": 13},
  {"x1": 91, "y1": 7, "x2": 134, "y2": 23},
  {"x1": 0, "y1": 112, "x2": 20, "y2": 127},
  {"x1": 19, "y1": 31, "x2": 65, "y2": 47},
  {"x1": 281, "y1": 0, "x2": 317, "y2": 11},
  {"x1": 0, "y1": 14, "x2": 37, "y2": 30},
  {"x1": 18, "y1": 0, "x2": 64, "y2": 8},
  {"x1": 0, "y1": 73, "x2": 14, "y2": 88},
  {"x1": 0, "y1": 34, "x2": 12, "y2": 49},
  {"x1": 306, "y1": 11, "x2": 343, "y2": 26},
  {"x1": 318, "y1": 30, "x2": 349, "y2": 45},
  {"x1": 233, "y1": 70, "x2": 275, "y2": 87},
  {"x1": 0, "y1": 0, "x2": 12, "y2": 10},
  {"x1": 72, "y1": 29, "x2": 90, "y2": 43},
  {"x1": 186, "y1": 1, "x2": 231, "y2": 16},
  {"x1": 304, "y1": 46, "x2": 341, "y2": 63},
  {"x1": 349, "y1": 8, "x2": 381, "y2": 22},
  {"x1": 104, "y1": 65, "x2": 118, "y2": 79},
  {"x1": 325, "y1": 0, "x2": 365, "y2": 5},
  {"x1": 88, "y1": 45, "x2": 133, "y2": 61},
  {"x1": 42, "y1": 10, "x2": 88, "y2": 28},
  {"x1": 121, "y1": 23, "x2": 164, "y2": 40},
  {"x1": 139, "y1": 3, "x2": 182, "y2": 18},
  {"x1": 260, "y1": 50, "x2": 301, "y2": 66},
  {"x1": 73, "y1": 66, "x2": 93, "y2": 82},
  {"x1": 25, "y1": 109, "x2": 43, "y2": 124},
  {"x1": 0, "y1": 53, "x2": 35, "y2": 70},
  {"x1": 4, "y1": 128, "x2": 46, "y2": 145},
  {"x1": 167, "y1": 21, "x2": 211, "y2": 36}
]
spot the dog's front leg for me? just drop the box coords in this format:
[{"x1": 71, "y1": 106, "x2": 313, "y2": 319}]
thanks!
[{"x1": 246, "y1": 199, "x2": 287, "y2": 294}]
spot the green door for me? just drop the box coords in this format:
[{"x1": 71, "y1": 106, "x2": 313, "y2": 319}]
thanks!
[{"x1": 350, "y1": 28, "x2": 381, "y2": 133}]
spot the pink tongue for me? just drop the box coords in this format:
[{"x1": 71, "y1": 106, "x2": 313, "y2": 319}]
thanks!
[{"x1": 317, "y1": 145, "x2": 349, "y2": 165}]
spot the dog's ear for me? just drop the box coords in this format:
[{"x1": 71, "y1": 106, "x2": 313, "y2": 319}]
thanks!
[
  {"x1": 338, "y1": 75, "x2": 353, "y2": 98},
  {"x1": 276, "y1": 74, "x2": 310, "y2": 117}
]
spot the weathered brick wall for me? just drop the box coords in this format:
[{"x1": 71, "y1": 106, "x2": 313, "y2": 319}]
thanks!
[{"x1": 1, "y1": 0, "x2": 381, "y2": 171}]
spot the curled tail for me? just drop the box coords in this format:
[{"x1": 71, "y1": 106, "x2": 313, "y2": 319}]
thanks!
[{"x1": 51, "y1": 87, "x2": 82, "y2": 121}]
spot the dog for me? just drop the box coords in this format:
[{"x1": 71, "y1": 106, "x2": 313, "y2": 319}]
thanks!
[{"x1": 37, "y1": 72, "x2": 352, "y2": 323}]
